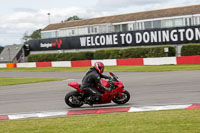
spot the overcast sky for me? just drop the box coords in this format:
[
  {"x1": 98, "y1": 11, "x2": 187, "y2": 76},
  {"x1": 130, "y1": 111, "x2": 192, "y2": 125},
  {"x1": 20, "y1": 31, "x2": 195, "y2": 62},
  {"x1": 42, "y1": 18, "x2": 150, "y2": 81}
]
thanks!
[{"x1": 0, "y1": 0, "x2": 200, "y2": 46}]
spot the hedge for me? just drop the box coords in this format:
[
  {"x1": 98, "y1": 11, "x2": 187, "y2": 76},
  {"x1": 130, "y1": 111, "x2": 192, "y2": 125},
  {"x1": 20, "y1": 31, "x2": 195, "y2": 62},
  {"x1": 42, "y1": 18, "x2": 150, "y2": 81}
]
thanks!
[
  {"x1": 28, "y1": 51, "x2": 94, "y2": 62},
  {"x1": 94, "y1": 49, "x2": 123, "y2": 59},
  {"x1": 28, "y1": 45, "x2": 176, "y2": 62},
  {"x1": 181, "y1": 43, "x2": 200, "y2": 56},
  {"x1": 93, "y1": 46, "x2": 176, "y2": 59}
]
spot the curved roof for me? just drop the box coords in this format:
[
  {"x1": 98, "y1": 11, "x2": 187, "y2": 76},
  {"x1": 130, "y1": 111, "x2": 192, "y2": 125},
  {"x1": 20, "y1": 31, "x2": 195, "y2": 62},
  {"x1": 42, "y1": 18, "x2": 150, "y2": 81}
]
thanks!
[{"x1": 43, "y1": 4, "x2": 200, "y2": 31}]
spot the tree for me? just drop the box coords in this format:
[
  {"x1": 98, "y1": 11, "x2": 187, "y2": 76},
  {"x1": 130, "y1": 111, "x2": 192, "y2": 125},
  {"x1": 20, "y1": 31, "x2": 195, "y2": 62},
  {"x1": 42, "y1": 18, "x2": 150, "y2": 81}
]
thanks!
[
  {"x1": 22, "y1": 29, "x2": 41, "y2": 45},
  {"x1": 31, "y1": 29, "x2": 41, "y2": 39},
  {"x1": 63, "y1": 15, "x2": 82, "y2": 22},
  {"x1": 22, "y1": 32, "x2": 30, "y2": 45}
]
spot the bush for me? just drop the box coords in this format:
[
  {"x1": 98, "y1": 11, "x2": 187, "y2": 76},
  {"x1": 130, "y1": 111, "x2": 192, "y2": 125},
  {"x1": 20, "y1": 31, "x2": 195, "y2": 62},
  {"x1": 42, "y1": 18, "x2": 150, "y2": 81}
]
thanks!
[
  {"x1": 121, "y1": 46, "x2": 176, "y2": 58},
  {"x1": 69, "y1": 51, "x2": 94, "y2": 61},
  {"x1": 181, "y1": 43, "x2": 200, "y2": 56},
  {"x1": 121, "y1": 47, "x2": 148, "y2": 58},
  {"x1": 28, "y1": 51, "x2": 94, "y2": 62},
  {"x1": 146, "y1": 46, "x2": 176, "y2": 57},
  {"x1": 94, "y1": 49, "x2": 123, "y2": 59},
  {"x1": 27, "y1": 45, "x2": 176, "y2": 62},
  {"x1": 28, "y1": 54, "x2": 56, "y2": 62}
]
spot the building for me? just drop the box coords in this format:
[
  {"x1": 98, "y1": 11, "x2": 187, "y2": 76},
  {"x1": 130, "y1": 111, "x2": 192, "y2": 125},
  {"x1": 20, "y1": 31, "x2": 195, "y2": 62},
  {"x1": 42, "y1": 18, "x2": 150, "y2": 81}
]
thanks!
[
  {"x1": 0, "y1": 45, "x2": 25, "y2": 63},
  {"x1": 29, "y1": 4, "x2": 200, "y2": 54}
]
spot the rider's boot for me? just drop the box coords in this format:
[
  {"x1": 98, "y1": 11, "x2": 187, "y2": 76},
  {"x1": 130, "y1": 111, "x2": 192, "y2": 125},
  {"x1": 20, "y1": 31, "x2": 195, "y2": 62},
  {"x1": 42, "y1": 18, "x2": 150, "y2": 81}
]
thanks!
[{"x1": 84, "y1": 96, "x2": 93, "y2": 106}]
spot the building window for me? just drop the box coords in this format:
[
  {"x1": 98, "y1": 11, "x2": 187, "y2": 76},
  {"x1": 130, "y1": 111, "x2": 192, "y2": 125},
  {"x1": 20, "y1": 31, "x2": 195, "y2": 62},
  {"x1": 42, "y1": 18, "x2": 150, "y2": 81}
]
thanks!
[
  {"x1": 194, "y1": 16, "x2": 200, "y2": 25},
  {"x1": 128, "y1": 23, "x2": 133, "y2": 31},
  {"x1": 163, "y1": 19, "x2": 173, "y2": 28},
  {"x1": 185, "y1": 18, "x2": 192, "y2": 26},
  {"x1": 94, "y1": 27, "x2": 97, "y2": 33},
  {"x1": 72, "y1": 29, "x2": 75, "y2": 35},
  {"x1": 88, "y1": 27, "x2": 91, "y2": 34},
  {"x1": 99, "y1": 25, "x2": 107, "y2": 33},
  {"x1": 122, "y1": 24, "x2": 128, "y2": 32},
  {"x1": 144, "y1": 21, "x2": 152, "y2": 29},
  {"x1": 153, "y1": 20, "x2": 161, "y2": 28},
  {"x1": 189, "y1": 18, "x2": 192, "y2": 26},
  {"x1": 114, "y1": 25, "x2": 121, "y2": 32},
  {"x1": 78, "y1": 27, "x2": 87, "y2": 35},
  {"x1": 197, "y1": 16, "x2": 200, "y2": 25},
  {"x1": 138, "y1": 22, "x2": 144, "y2": 30},
  {"x1": 41, "y1": 31, "x2": 57, "y2": 39},
  {"x1": 108, "y1": 25, "x2": 113, "y2": 33},
  {"x1": 174, "y1": 18, "x2": 184, "y2": 27},
  {"x1": 91, "y1": 27, "x2": 94, "y2": 33},
  {"x1": 94, "y1": 27, "x2": 98, "y2": 33},
  {"x1": 58, "y1": 30, "x2": 65, "y2": 37},
  {"x1": 87, "y1": 26, "x2": 98, "y2": 34},
  {"x1": 68, "y1": 30, "x2": 72, "y2": 36},
  {"x1": 134, "y1": 23, "x2": 139, "y2": 30},
  {"x1": 41, "y1": 33, "x2": 45, "y2": 39},
  {"x1": 52, "y1": 31, "x2": 58, "y2": 38},
  {"x1": 66, "y1": 29, "x2": 70, "y2": 36}
]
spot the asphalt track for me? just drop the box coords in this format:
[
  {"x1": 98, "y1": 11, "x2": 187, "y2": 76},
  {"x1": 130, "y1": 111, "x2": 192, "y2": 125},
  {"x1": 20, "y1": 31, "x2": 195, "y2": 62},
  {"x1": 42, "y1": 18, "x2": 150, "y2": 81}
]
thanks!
[{"x1": 0, "y1": 71, "x2": 200, "y2": 115}]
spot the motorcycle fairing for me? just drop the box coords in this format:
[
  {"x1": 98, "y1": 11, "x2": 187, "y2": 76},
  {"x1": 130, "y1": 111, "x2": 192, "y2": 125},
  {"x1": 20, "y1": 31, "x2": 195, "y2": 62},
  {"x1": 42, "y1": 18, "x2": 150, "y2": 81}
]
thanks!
[{"x1": 68, "y1": 82, "x2": 84, "y2": 93}]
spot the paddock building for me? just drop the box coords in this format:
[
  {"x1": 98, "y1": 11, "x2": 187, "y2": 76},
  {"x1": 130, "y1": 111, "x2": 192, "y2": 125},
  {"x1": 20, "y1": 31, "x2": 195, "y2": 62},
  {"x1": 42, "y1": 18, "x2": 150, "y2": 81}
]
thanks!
[{"x1": 29, "y1": 4, "x2": 200, "y2": 54}]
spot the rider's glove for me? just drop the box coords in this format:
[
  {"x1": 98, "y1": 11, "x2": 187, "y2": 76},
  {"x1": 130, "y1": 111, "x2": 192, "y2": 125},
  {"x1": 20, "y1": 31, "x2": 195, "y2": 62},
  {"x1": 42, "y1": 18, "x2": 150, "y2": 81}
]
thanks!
[{"x1": 108, "y1": 76, "x2": 112, "y2": 80}]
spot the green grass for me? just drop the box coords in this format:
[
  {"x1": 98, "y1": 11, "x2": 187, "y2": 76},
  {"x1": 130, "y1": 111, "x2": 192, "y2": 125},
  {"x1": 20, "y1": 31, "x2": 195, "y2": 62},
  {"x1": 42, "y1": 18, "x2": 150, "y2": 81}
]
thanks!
[
  {"x1": 0, "y1": 65, "x2": 200, "y2": 72},
  {"x1": 0, "y1": 109, "x2": 199, "y2": 133},
  {"x1": 0, "y1": 77, "x2": 66, "y2": 86}
]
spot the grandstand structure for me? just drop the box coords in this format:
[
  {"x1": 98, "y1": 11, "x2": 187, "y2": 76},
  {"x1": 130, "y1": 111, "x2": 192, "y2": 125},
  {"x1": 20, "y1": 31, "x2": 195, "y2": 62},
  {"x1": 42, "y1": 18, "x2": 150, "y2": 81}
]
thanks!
[
  {"x1": 0, "y1": 45, "x2": 25, "y2": 63},
  {"x1": 29, "y1": 4, "x2": 200, "y2": 54}
]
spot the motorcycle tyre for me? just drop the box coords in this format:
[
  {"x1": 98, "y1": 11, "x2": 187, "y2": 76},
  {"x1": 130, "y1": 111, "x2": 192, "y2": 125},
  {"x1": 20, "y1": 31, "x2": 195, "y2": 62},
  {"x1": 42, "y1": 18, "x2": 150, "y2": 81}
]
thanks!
[
  {"x1": 112, "y1": 90, "x2": 130, "y2": 104},
  {"x1": 65, "y1": 91, "x2": 84, "y2": 108}
]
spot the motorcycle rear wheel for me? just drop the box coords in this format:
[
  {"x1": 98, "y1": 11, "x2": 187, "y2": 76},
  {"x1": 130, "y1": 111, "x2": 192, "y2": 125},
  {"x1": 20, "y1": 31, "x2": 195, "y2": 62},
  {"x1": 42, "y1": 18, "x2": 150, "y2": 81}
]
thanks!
[
  {"x1": 65, "y1": 91, "x2": 84, "y2": 108},
  {"x1": 112, "y1": 90, "x2": 130, "y2": 104}
]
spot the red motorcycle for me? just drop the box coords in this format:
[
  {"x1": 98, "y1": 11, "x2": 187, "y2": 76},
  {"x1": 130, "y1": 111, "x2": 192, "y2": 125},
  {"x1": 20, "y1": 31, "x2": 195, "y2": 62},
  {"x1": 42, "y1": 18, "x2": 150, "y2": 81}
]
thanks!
[{"x1": 65, "y1": 72, "x2": 130, "y2": 107}]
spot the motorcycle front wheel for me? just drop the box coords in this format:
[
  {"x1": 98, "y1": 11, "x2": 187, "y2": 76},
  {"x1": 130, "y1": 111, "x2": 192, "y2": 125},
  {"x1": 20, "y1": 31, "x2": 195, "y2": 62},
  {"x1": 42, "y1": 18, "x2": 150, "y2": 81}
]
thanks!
[
  {"x1": 65, "y1": 91, "x2": 84, "y2": 108},
  {"x1": 112, "y1": 90, "x2": 130, "y2": 104}
]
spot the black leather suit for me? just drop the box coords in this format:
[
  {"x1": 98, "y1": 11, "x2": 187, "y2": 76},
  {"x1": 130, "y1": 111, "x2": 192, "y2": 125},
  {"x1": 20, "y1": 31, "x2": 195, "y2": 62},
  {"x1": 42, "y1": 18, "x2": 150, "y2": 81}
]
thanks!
[{"x1": 81, "y1": 67, "x2": 110, "y2": 101}]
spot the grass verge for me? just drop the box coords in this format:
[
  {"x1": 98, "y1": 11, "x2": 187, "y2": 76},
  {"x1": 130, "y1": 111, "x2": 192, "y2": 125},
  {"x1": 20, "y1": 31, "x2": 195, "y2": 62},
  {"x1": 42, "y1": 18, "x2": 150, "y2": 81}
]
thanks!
[
  {"x1": 0, "y1": 77, "x2": 66, "y2": 86},
  {"x1": 0, "y1": 65, "x2": 200, "y2": 72},
  {"x1": 0, "y1": 109, "x2": 199, "y2": 133}
]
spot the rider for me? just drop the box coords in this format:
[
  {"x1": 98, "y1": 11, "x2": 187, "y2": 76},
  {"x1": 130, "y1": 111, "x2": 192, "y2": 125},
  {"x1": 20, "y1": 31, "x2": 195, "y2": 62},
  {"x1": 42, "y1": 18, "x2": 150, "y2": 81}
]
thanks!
[{"x1": 81, "y1": 62, "x2": 112, "y2": 103}]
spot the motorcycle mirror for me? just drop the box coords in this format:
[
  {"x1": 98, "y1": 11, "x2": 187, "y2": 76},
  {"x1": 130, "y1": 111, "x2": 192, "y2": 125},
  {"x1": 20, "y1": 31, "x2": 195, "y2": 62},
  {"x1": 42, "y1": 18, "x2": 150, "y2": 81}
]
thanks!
[{"x1": 109, "y1": 72, "x2": 114, "y2": 76}]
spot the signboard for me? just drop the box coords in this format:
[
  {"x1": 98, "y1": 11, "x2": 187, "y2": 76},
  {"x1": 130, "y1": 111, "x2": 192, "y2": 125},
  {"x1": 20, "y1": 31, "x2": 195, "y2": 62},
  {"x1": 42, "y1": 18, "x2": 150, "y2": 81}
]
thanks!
[{"x1": 29, "y1": 25, "x2": 200, "y2": 51}]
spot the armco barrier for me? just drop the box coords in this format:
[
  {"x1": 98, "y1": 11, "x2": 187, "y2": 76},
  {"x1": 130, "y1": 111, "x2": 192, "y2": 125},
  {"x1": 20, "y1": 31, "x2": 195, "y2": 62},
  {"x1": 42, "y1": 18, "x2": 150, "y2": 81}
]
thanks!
[
  {"x1": 177, "y1": 56, "x2": 200, "y2": 65},
  {"x1": 117, "y1": 58, "x2": 144, "y2": 65},
  {"x1": 36, "y1": 62, "x2": 52, "y2": 67},
  {"x1": 92, "y1": 59, "x2": 117, "y2": 66},
  {"x1": 0, "y1": 56, "x2": 200, "y2": 68},
  {"x1": 0, "y1": 63, "x2": 6, "y2": 68},
  {"x1": 143, "y1": 57, "x2": 177, "y2": 65},
  {"x1": 71, "y1": 60, "x2": 92, "y2": 67},
  {"x1": 52, "y1": 61, "x2": 71, "y2": 67},
  {"x1": 6, "y1": 63, "x2": 16, "y2": 68},
  {"x1": 17, "y1": 62, "x2": 36, "y2": 68}
]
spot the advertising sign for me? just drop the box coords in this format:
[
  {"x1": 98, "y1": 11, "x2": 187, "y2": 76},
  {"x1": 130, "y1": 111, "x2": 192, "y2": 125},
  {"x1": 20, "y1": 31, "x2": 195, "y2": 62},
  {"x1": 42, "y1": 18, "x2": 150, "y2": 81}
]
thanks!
[{"x1": 29, "y1": 25, "x2": 200, "y2": 51}]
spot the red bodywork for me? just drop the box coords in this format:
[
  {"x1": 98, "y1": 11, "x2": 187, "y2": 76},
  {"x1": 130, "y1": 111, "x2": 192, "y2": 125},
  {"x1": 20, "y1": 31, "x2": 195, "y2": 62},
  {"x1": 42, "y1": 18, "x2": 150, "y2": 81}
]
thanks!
[
  {"x1": 68, "y1": 77, "x2": 126, "y2": 104},
  {"x1": 68, "y1": 82, "x2": 84, "y2": 93}
]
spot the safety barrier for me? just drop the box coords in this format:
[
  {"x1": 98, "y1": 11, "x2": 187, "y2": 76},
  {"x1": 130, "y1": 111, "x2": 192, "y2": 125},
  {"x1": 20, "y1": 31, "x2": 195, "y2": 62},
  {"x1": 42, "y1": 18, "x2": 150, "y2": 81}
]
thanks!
[{"x1": 0, "y1": 56, "x2": 200, "y2": 68}]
